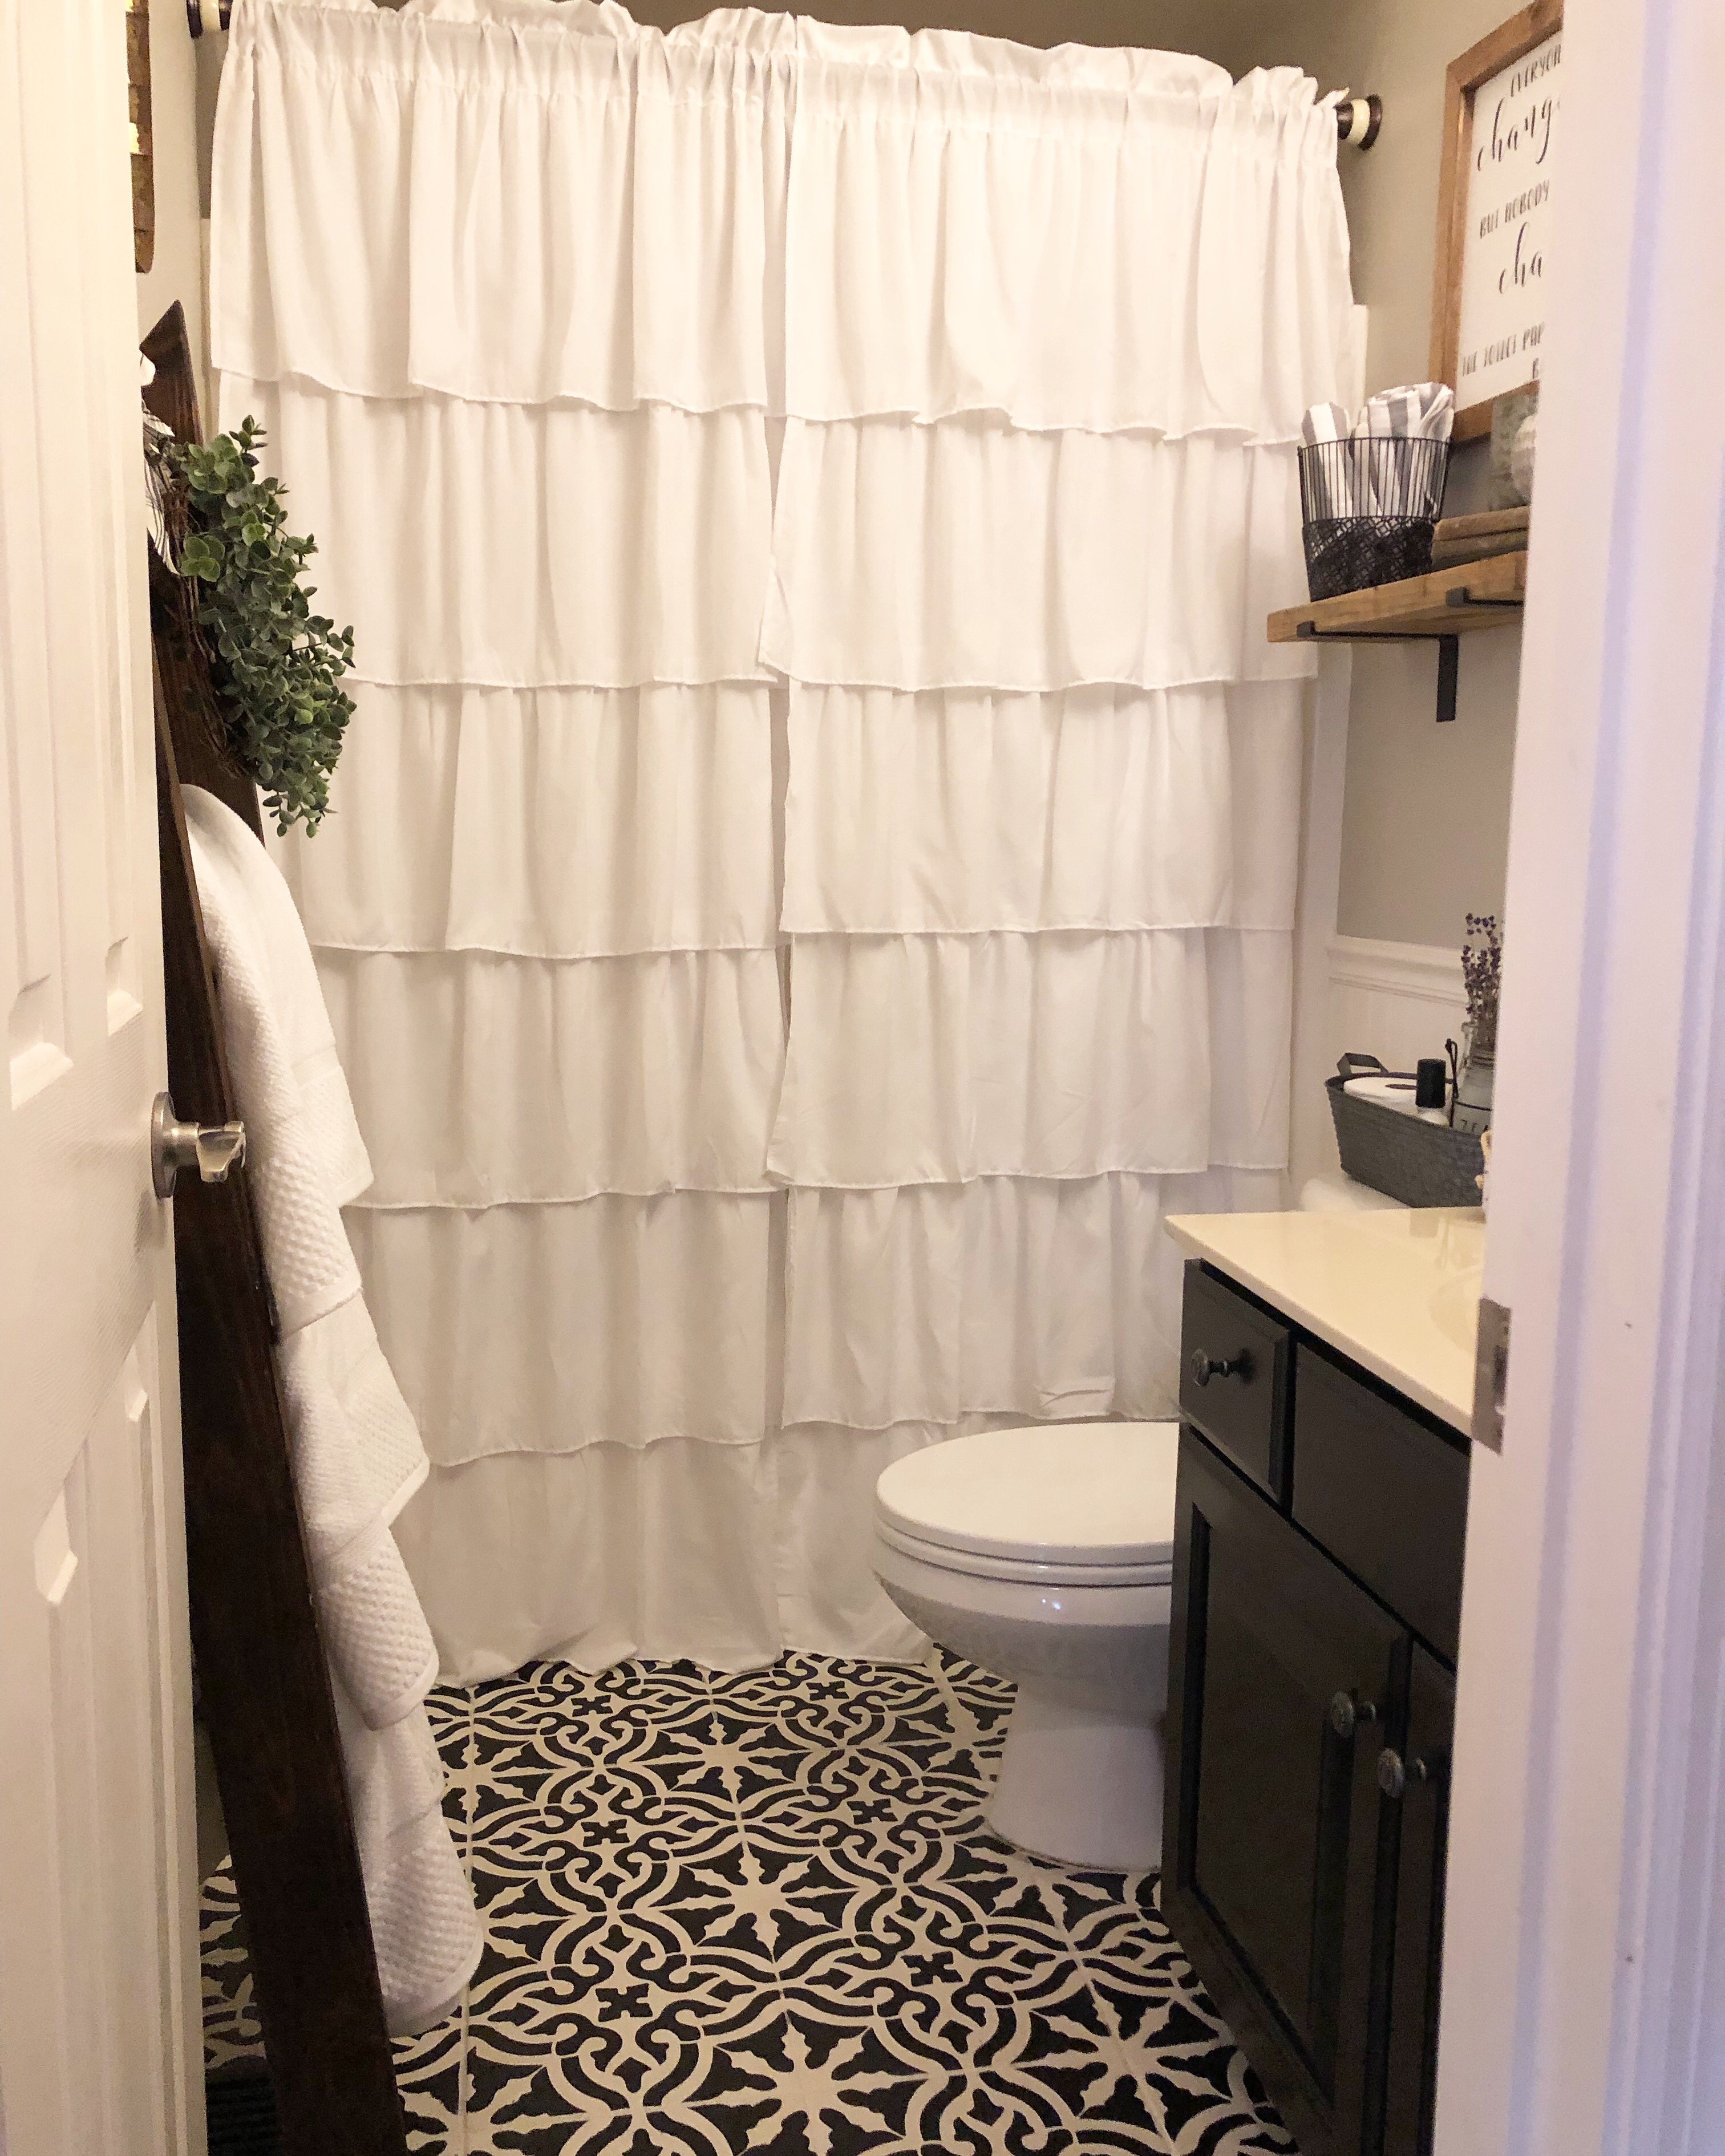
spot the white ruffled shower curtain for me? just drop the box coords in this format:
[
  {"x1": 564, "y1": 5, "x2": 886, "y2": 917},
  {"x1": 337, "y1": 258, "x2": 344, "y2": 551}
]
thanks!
[{"x1": 212, "y1": 0, "x2": 1355, "y2": 1679}]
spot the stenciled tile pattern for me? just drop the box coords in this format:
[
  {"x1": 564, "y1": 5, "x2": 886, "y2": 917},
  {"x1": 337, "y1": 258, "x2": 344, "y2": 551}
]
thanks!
[{"x1": 200, "y1": 1652, "x2": 1295, "y2": 2155}]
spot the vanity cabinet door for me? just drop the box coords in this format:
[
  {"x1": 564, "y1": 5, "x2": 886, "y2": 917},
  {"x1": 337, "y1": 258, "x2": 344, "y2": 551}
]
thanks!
[
  {"x1": 1169, "y1": 1428, "x2": 1403, "y2": 2146},
  {"x1": 1380, "y1": 1646, "x2": 1455, "y2": 2156}
]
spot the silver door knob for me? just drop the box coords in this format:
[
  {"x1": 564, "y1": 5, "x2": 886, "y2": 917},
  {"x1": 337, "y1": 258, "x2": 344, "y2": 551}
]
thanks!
[{"x1": 151, "y1": 1092, "x2": 246, "y2": 1198}]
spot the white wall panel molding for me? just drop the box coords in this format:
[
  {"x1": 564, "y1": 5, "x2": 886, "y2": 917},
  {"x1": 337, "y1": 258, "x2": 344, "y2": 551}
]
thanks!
[{"x1": 1326, "y1": 934, "x2": 1466, "y2": 1006}]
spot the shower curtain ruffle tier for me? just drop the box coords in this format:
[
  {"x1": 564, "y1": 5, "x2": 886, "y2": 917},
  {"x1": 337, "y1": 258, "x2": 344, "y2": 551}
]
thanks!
[{"x1": 213, "y1": 0, "x2": 1354, "y2": 1676}]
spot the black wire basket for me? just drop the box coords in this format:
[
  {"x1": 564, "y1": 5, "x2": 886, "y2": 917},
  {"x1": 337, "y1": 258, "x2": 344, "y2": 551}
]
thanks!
[{"x1": 1298, "y1": 436, "x2": 1451, "y2": 601}]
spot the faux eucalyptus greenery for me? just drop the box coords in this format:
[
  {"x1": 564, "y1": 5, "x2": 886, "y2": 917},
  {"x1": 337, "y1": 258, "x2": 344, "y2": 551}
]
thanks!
[{"x1": 165, "y1": 418, "x2": 355, "y2": 834}]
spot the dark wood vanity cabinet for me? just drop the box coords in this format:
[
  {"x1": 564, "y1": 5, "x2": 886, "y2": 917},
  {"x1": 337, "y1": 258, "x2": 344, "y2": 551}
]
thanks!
[{"x1": 1164, "y1": 1263, "x2": 1466, "y2": 2156}]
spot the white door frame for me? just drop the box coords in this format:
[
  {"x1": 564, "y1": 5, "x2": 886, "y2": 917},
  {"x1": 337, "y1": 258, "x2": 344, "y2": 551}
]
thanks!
[{"x1": 1436, "y1": 0, "x2": 1725, "y2": 2149}]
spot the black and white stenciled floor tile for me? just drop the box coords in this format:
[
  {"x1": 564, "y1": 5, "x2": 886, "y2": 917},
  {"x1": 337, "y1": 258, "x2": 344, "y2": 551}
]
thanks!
[
  {"x1": 200, "y1": 1652, "x2": 1294, "y2": 2155},
  {"x1": 198, "y1": 1680, "x2": 474, "y2": 2127}
]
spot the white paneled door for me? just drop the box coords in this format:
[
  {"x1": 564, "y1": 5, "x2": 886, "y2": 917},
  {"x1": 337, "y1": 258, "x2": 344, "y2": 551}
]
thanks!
[{"x1": 0, "y1": 4, "x2": 200, "y2": 2155}]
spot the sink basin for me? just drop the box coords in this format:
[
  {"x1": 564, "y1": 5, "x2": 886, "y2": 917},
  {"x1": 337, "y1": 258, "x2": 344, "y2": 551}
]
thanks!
[{"x1": 1431, "y1": 1269, "x2": 1484, "y2": 1356}]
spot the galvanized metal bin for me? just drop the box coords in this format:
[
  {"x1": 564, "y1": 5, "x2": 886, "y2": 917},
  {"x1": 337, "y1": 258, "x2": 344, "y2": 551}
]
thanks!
[{"x1": 1325, "y1": 1073, "x2": 1484, "y2": 1209}]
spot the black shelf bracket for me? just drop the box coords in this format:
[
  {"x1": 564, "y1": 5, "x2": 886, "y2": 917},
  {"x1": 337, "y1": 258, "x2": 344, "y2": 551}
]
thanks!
[
  {"x1": 1436, "y1": 634, "x2": 1459, "y2": 723},
  {"x1": 1444, "y1": 588, "x2": 1523, "y2": 613},
  {"x1": 1294, "y1": 618, "x2": 1461, "y2": 720},
  {"x1": 1293, "y1": 581, "x2": 1524, "y2": 723},
  {"x1": 1436, "y1": 586, "x2": 1523, "y2": 722}
]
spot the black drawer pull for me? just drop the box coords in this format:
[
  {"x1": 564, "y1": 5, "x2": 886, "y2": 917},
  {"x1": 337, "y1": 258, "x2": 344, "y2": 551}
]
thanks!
[
  {"x1": 1328, "y1": 1691, "x2": 1379, "y2": 1741},
  {"x1": 1190, "y1": 1347, "x2": 1254, "y2": 1389}
]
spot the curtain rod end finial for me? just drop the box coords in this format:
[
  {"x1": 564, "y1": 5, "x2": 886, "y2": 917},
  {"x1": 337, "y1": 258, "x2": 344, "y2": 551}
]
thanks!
[{"x1": 1336, "y1": 93, "x2": 1383, "y2": 149}]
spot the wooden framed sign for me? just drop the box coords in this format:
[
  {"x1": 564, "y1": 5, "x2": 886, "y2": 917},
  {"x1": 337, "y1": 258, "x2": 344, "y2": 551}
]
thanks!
[
  {"x1": 1430, "y1": 1, "x2": 1562, "y2": 441},
  {"x1": 126, "y1": 0, "x2": 153, "y2": 273}
]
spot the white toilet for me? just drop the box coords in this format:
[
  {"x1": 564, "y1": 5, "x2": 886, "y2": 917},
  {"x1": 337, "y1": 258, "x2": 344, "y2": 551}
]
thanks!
[{"x1": 873, "y1": 1420, "x2": 1179, "y2": 1872}]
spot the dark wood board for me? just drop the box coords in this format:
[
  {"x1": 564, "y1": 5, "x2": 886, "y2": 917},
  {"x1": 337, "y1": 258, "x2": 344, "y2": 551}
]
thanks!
[{"x1": 147, "y1": 300, "x2": 408, "y2": 2156}]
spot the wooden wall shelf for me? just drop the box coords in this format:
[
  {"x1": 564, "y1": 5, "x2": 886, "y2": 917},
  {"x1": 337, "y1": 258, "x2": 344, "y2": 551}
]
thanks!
[
  {"x1": 1268, "y1": 549, "x2": 1526, "y2": 643},
  {"x1": 1266, "y1": 550, "x2": 1526, "y2": 721}
]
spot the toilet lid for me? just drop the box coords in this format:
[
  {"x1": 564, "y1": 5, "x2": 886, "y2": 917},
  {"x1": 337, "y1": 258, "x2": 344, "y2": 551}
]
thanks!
[{"x1": 875, "y1": 1422, "x2": 1180, "y2": 1570}]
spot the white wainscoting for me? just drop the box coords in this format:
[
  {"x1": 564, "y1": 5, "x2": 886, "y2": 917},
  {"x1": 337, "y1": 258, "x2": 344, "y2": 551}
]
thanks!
[{"x1": 1289, "y1": 934, "x2": 1468, "y2": 1195}]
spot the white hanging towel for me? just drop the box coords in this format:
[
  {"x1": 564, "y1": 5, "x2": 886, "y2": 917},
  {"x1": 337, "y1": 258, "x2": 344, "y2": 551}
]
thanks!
[{"x1": 182, "y1": 785, "x2": 481, "y2": 2037}]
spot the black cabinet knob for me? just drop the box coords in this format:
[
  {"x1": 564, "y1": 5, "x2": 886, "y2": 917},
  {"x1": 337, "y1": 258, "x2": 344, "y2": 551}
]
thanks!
[
  {"x1": 1190, "y1": 1347, "x2": 1254, "y2": 1388},
  {"x1": 1329, "y1": 1691, "x2": 1378, "y2": 1741},
  {"x1": 1376, "y1": 1748, "x2": 1431, "y2": 1800}
]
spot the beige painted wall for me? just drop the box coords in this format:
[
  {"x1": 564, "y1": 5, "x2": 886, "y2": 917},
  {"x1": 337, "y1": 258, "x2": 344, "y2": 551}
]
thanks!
[
  {"x1": 1333, "y1": 625, "x2": 1520, "y2": 945},
  {"x1": 135, "y1": 0, "x2": 206, "y2": 380},
  {"x1": 1204, "y1": 0, "x2": 1527, "y2": 948}
]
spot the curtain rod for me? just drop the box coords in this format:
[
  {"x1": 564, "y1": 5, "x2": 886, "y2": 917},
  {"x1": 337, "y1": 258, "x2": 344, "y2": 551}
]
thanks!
[{"x1": 181, "y1": 0, "x2": 1382, "y2": 147}]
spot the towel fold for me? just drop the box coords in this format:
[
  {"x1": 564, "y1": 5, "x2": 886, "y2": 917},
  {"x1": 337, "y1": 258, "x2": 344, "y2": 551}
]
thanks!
[
  {"x1": 1300, "y1": 383, "x2": 1453, "y2": 520},
  {"x1": 183, "y1": 785, "x2": 480, "y2": 2038},
  {"x1": 186, "y1": 787, "x2": 374, "y2": 1209},
  {"x1": 1299, "y1": 399, "x2": 1353, "y2": 448},
  {"x1": 1359, "y1": 382, "x2": 1454, "y2": 442}
]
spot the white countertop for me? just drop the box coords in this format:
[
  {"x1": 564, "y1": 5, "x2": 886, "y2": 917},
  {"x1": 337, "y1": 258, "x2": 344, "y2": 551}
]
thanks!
[{"x1": 1165, "y1": 1208, "x2": 1485, "y2": 1434}]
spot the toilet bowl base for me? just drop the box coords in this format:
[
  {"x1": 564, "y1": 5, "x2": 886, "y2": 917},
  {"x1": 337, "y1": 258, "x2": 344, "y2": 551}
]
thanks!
[{"x1": 985, "y1": 1679, "x2": 1164, "y2": 1872}]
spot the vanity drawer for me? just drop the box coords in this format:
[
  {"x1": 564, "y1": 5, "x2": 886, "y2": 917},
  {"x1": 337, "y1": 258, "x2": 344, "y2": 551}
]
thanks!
[
  {"x1": 1291, "y1": 1346, "x2": 1469, "y2": 1661},
  {"x1": 1178, "y1": 1263, "x2": 1292, "y2": 1503}
]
